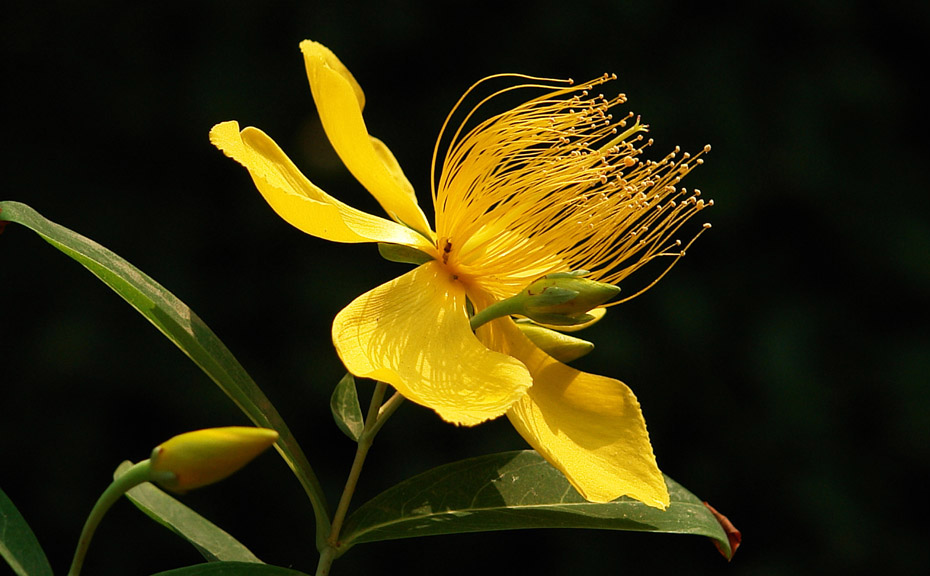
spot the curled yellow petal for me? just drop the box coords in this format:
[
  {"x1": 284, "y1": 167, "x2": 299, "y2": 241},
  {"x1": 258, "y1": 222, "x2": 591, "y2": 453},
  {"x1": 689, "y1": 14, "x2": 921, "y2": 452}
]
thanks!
[
  {"x1": 210, "y1": 121, "x2": 431, "y2": 250},
  {"x1": 332, "y1": 261, "x2": 532, "y2": 425},
  {"x1": 498, "y1": 321, "x2": 669, "y2": 507},
  {"x1": 300, "y1": 40, "x2": 433, "y2": 237},
  {"x1": 149, "y1": 427, "x2": 278, "y2": 493}
]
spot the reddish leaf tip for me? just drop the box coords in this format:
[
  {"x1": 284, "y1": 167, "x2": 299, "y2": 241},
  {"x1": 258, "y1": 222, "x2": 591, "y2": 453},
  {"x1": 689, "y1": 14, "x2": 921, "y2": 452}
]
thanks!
[{"x1": 703, "y1": 501, "x2": 741, "y2": 560}]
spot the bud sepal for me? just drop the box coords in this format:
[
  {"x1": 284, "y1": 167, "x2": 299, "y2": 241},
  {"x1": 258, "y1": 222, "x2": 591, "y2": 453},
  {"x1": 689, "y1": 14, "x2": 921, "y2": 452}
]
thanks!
[{"x1": 515, "y1": 321, "x2": 596, "y2": 363}]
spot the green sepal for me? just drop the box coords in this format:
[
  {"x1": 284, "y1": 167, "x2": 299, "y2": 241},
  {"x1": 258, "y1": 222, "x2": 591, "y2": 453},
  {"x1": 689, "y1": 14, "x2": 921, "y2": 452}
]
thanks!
[
  {"x1": 523, "y1": 286, "x2": 579, "y2": 306},
  {"x1": 515, "y1": 322, "x2": 595, "y2": 362},
  {"x1": 524, "y1": 311, "x2": 596, "y2": 326},
  {"x1": 542, "y1": 269, "x2": 589, "y2": 279},
  {"x1": 330, "y1": 373, "x2": 364, "y2": 442},
  {"x1": 377, "y1": 243, "x2": 433, "y2": 265}
]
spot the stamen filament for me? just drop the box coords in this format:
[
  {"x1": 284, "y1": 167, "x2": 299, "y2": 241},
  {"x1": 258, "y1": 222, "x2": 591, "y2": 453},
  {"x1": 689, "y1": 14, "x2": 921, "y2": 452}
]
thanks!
[{"x1": 430, "y1": 74, "x2": 712, "y2": 304}]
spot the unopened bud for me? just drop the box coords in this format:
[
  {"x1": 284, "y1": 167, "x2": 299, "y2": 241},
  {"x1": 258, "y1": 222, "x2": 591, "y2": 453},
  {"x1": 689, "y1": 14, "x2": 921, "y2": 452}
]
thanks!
[
  {"x1": 519, "y1": 271, "x2": 620, "y2": 326},
  {"x1": 469, "y1": 271, "x2": 620, "y2": 331},
  {"x1": 149, "y1": 427, "x2": 278, "y2": 493}
]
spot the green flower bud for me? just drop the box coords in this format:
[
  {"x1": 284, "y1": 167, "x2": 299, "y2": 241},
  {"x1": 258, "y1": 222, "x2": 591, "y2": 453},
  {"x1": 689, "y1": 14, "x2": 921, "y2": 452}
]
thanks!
[
  {"x1": 469, "y1": 271, "x2": 620, "y2": 331},
  {"x1": 519, "y1": 272, "x2": 620, "y2": 326},
  {"x1": 149, "y1": 427, "x2": 278, "y2": 493},
  {"x1": 516, "y1": 321, "x2": 595, "y2": 363}
]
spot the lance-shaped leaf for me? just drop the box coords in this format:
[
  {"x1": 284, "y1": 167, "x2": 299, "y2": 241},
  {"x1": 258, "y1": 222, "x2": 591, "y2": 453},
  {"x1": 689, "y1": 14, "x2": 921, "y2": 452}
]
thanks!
[
  {"x1": 150, "y1": 562, "x2": 311, "y2": 576},
  {"x1": 339, "y1": 450, "x2": 732, "y2": 559},
  {"x1": 0, "y1": 486, "x2": 53, "y2": 576},
  {"x1": 115, "y1": 461, "x2": 262, "y2": 563},
  {"x1": 0, "y1": 201, "x2": 330, "y2": 547}
]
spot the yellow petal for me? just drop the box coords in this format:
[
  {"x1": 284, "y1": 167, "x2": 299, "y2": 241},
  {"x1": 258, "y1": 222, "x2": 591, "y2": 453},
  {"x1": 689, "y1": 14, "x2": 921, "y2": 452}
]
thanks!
[
  {"x1": 210, "y1": 121, "x2": 432, "y2": 250},
  {"x1": 332, "y1": 261, "x2": 532, "y2": 425},
  {"x1": 497, "y1": 320, "x2": 669, "y2": 507},
  {"x1": 300, "y1": 40, "x2": 433, "y2": 237}
]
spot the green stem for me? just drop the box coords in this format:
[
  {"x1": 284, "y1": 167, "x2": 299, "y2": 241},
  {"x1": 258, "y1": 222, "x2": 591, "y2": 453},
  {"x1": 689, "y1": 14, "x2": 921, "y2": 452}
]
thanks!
[
  {"x1": 316, "y1": 382, "x2": 401, "y2": 576},
  {"x1": 371, "y1": 392, "x2": 405, "y2": 438},
  {"x1": 67, "y1": 460, "x2": 173, "y2": 576},
  {"x1": 468, "y1": 297, "x2": 523, "y2": 331},
  {"x1": 315, "y1": 546, "x2": 337, "y2": 576}
]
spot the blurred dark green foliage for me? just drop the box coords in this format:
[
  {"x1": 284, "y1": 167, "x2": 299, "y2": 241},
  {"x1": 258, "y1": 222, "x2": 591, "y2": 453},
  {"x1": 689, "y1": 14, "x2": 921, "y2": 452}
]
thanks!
[{"x1": 2, "y1": 1, "x2": 928, "y2": 574}]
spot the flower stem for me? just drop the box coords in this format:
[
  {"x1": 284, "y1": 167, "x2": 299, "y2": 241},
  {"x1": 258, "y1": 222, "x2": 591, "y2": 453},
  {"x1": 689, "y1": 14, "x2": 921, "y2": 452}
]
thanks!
[
  {"x1": 67, "y1": 460, "x2": 172, "y2": 576},
  {"x1": 316, "y1": 381, "x2": 403, "y2": 576},
  {"x1": 468, "y1": 297, "x2": 523, "y2": 331}
]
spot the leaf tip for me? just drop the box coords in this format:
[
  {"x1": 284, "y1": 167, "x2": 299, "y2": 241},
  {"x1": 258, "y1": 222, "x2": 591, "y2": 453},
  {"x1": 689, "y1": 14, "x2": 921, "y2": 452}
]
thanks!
[{"x1": 703, "y1": 501, "x2": 741, "y2": 561}]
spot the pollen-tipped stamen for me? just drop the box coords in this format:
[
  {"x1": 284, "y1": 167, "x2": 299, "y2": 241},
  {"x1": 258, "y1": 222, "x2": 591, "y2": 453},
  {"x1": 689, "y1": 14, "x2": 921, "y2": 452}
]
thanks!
[{"x1": 431, "y1": 73, "x2": 712, "y2": 302}]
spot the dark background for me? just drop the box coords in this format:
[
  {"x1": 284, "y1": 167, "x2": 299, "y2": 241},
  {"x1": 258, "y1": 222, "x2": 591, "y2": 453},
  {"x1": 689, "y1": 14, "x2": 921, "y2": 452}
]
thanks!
[{"x1": 2, "y1": 1, "x2": 928, "y2": 574}]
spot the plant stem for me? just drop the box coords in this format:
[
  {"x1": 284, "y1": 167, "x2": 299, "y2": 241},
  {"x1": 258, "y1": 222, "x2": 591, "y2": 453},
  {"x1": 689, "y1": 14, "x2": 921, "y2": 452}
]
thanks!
[
  {"x1": 328, "y1": 381, "x2": 384, "y2": 541},
  {"x1": 316, "y1": 381, "x2": 402, "y2": 576},
  {"x1": 372, "y1": 392, "x2": 405, "y2": 437},
  {"x1": 315, "y1": 546, "x2": 337, "y2": 576},
  {"x1": 67, "y1": 460, "x2": 169, "y2": 576}
]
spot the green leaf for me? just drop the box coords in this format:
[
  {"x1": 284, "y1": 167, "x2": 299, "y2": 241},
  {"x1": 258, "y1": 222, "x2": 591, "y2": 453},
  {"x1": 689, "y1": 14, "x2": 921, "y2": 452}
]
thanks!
[
  {"x1": 339, "y1": 450, "x2": 731, "y2": 558},
  {"x1": 330, "y1": 373, "x2": 364, "y2": 442},
  {"x1": 150, "y1": 562, "x2": 310, "y2": 576},
  {"x1": 0, "y1": 486, "x2": 53, "y2": 576},
  {"x1": 115, "y1": 462, "x2": 262, "y2": 563},
  {"x1": 0, "y1": 202, "x2": 330, "y2": 546}
]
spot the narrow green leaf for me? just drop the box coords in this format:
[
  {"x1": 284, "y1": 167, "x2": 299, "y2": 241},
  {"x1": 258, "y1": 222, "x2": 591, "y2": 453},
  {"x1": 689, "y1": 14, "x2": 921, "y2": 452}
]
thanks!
[
  {"x1": 0, "y1": 202, "x2": 330, "y2": 546},
  {"x1": 115, "y1": 462, "x2": 262, "y2": 563},
  {"x1": 330, "y1": 373, "x2": 364, "y2": 442},
  {"x1": 339, "y1": 450, "x2": 731, "y2": 558},
  {"x1": 150, "y1": 562, "x2": 310, "y2": 576},
  {"x1": 0, "y1": 486, "x2": 53, "y2": 576}
]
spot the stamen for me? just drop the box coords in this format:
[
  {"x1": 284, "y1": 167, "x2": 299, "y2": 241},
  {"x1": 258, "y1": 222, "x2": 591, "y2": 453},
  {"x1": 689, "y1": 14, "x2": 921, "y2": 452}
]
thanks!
[{"x1": 431, "y1": 74, "x2": 712, "y2": 300}]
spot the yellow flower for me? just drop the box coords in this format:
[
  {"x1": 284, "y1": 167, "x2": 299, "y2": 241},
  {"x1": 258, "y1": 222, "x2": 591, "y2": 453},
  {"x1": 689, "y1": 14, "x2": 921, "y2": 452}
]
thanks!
[
  {"x1": 211, "y1": 40, "x2": 712, "y2": 508},
  {"x1": 150, "y1": 427, "x2": 279, "y2": 492}
]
